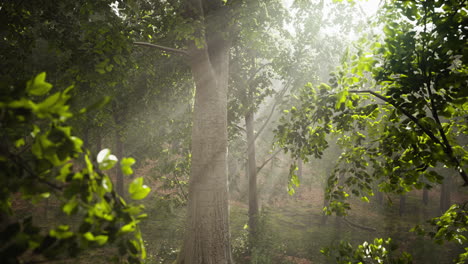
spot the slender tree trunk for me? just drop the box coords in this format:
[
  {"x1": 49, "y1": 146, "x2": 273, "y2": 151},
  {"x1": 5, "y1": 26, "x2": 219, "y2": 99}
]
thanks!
[
  {"x1": 113, "y1": 113, "x2": 125, "y2": 197},
  {"x1": 333, "y1": 216, "x2": 342, "y2": 240},
  {"x1": 245, "y1": 110, "x2": 258, "y2": 244},
  {"x1": 440, "y1": 175, "x2": 451, "y2": 213},
  {"x1": 422, "y1": 188, "x2": 429, "y2": 206},
  {"x1": 296, "y1": 159, "x2": 303, "y2": 198},
  {"x1": 399, "y1": 194, "x2": 406, "y2": 216},
  {"x1": 297, "y1": 159, "x2": 303, "y2": 182},
  {"x1": 82, "y1": 126, "x2": 89, "y2": 150},
  {"x1": 375, "y1": 190, "x2": 383, "y2": 205},
  {"x1": 96, "y1": 132, "x2": 102, "y2": 154},
  {"x1": 178, "y1": 29, "x2": 233, "y2": 264},
  {"x1": 321, "y1": 194, "x2": 329, "y2": 225},
  {"x1": 43, "y1": 198, "x2": 49, "y2": 222}
]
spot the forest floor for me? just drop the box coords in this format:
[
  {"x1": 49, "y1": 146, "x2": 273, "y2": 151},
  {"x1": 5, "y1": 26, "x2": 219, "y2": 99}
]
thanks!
[{"x1": 26, "y1": 180, "x2": 467, "y2": 264}]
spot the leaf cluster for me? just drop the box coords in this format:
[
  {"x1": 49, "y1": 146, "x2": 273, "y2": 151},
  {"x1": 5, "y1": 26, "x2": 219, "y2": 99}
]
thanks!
[{"x1": 0, "y1": 74, "x2": 150, "y2": 264}]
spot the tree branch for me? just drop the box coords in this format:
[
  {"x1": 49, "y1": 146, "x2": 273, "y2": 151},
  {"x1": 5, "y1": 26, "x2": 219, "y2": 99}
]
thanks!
[
  {"x1": 257, "y1": 148, "x2": 282, "y2": 174},
  {"x1": 133, "y1": 42, "x2": 188, "y2": 56},
  {"x1": 349, "y1": 90, "x2": 443, "y2": 146},
  {"x1": 254, "y1": 82, "x2": 291, "y2": 141},
  {"x1": 8, "y1": 154, "x2": 63, "y2": 191},
  {"x1": 350, "y1": 89, "x2": 468, "y2": 186},
  {"x1": 426, "y1": 75, "x2": 468, "y2": 186}
]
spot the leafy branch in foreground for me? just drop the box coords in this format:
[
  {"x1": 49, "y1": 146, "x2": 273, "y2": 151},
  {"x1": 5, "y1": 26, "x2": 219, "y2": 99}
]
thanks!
[
  {"x1": 275, "y1": 0, "x2": 467, "y2": 262},
  {"x1": 411, "y1": 203, "x2": 468, "y2": 264},
  {"x1": 0, "y1": 73, "x2": 150, "y2": 264},
  {"x1": 321, "y1": 238, "x2": 413, "y2": 264}
]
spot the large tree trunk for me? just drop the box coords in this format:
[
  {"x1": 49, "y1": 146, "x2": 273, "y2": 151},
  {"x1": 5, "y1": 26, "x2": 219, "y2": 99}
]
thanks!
[
  {"x1": 245, "y1": 110, "x2": 258, "y2": 244},
  {"x1": 178, "y1": 23, "x2": 233, "y2": 263}
]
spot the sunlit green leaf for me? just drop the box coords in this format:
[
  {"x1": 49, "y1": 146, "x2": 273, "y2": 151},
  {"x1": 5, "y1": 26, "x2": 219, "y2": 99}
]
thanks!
[
  {"x1": 26, "y1": 72, "x2": 53, "y2": 96},
  {"x1": 97, "y1": 148, "x2": 118, "y2": 170},
  {"x1": 129, "y1": 177, "x2": 150, "y2": 200},
  {"x1": 121, "y1": 157, "x2": 136, "y2": 176}
]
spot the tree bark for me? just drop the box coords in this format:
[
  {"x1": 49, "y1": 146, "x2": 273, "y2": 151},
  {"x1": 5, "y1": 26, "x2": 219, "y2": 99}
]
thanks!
[
  {"x1": 375, "y1": 189, "x2": 383, "y2": 205},
  {"x1": 399, "y1": 194, "x2": 406, "y2": 216},
  {"x1": 245, "y1": 110, "x2": 258, "y2": 244},
  {"x1": 178, "y1": 23, "x2": 233, "y2": 263},
  {"x1": 96, "y1": 129, "x2": 102, "y2": 154},
  {"x1": 297, "y1": 158, "x2": 303, "y2": 182},
  {"x1": 422, "y1": 188, "x2": 429, "y2": 206},
  {"x1": 440, "y1": 174, "x2": 451, "y2": 213},
  {"x1": 113, "y1": 112, "x2": 125, "y2": 197},
  {"x1": 321, "y1": 195, "x2": 329, "y2": 225}
]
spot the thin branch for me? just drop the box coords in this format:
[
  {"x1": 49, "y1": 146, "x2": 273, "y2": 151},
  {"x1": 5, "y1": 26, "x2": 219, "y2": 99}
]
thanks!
[
  {"x1": 254, "y1": 82, "x2": 291, "y2": 141},
  {"x1": 234, "y1": 124, "x2": 246, "y2": 133},
  {"x1": 8, "y1": 154, "x2": 63, "y2": 191},
  {"x1": 254, "y1": 102, "x2": 277, "y2": 142},
  {"x1": 133, "y1": 42, "x2": 188, "y2": 56},
  {"x1": 349, "y1": 90, "x2": 443, "y2": 146},
  {"x1": 426, "y1": 71, "x2": 468, "y2": 186},
  {"x1": 257, "y1": 148, "x2": 282, "y2": 174},
  {"x1": 247, "y1": 62, "x2": 272, "y2": 85}
]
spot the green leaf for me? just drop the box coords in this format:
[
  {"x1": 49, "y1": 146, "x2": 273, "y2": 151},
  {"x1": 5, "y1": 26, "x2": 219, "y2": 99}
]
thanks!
[
  {"x1": 129, "y1": 177, "x2": 150, "y2": 200},
  {"x1": 335, "y1": 90, "x2": 348, "y2": 110},
  {"x1": 15, "y1": 138, "x2": 25, "y2": 148},
  {"x1": 97, "y1": 148, "x2": 118, "y2": 170},
  {"x1": 63, "y1": 198, "x2": 78, "y2": 215},
  {"x1": 80, "y1": 96, "x2": 111, "y2": 113},
  {"x1": 26, "y1": 72, "x2": 53, "y2": 96},
  {"x1": 120, "y1": 222, "x2": 136, "y2": 233},
  {"x1": 121, "y1": 157, "x2": 136, "y2": 176},
  {"x1": 83, "y1": 232, "x2": 108, "y2": 245}
]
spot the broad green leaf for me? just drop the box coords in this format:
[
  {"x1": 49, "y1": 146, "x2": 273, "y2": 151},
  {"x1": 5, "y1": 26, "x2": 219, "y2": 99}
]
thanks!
[
  {"x1": 121, "y1": 157, "x2": 136, "y2": 175},
  {"x1": 50, "y1": 226, "x2": 74, "y2": 239},
  {"x1": 121, "y1": 222, "x2": 136, "y2": 233},
  {"x1": 129, "y1": 177, "x2": 150, "y2": 200},
  {"x1": 94, "y1": 235, "x2": 108, "y2": 245},
  {"x1": 15, "y1": 138, "x2": 25, "y2": 148},
  {"x1": 63, "y1": 198, "x2": 78, "y2": 215},
  {"x1": 335, "y1": 90, "x2": 348, "y2": 110},
  {"x1": 83, "y1": 232, "x2": 108, "y2": 245},
  {"x1": 57, "y1": 163, "x2": 73, "y2": 182},
  {"x1": 97, "y1": 148, "x2": 118, "y2": 170},
  {"x1": 26, "y1": 72, "x2": 53, "y2": 96}
]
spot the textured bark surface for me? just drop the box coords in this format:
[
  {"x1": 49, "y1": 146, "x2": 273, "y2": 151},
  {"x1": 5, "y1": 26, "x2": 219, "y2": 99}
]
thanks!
[
  {"x1": 245, "y1": 111, "x2": 258, "y2": 241},
  {"x1": 178, "y1": 24, "x2": 233, "y2": 264}
]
